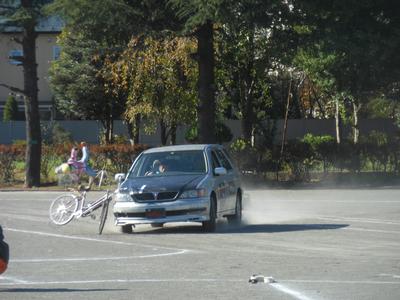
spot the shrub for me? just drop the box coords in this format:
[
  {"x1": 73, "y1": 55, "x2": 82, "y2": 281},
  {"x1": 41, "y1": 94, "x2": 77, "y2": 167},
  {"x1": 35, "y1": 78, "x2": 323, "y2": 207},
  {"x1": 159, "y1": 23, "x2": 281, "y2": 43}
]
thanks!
[
  {"x1": 0, "y1": 145, "x2": 25, "y2": 183},
  {"x1": 284, "y1": 141, "x2": 313, "y2": 181},
  {"x1": 90, "y1": 144, "x2": 149, "y2": 175},
  {"x1": 301, "y1": 134, "x2": 336, "y2": 172},
  {"x1": 52, "y1": 123, "x2": 73, "y2": 145},
  {"x1": 41, "y1": 122, "x2": 73, "y2": 145},
  {"x1": 41, "y1": 145, "x2": 63, "y2": 182}
]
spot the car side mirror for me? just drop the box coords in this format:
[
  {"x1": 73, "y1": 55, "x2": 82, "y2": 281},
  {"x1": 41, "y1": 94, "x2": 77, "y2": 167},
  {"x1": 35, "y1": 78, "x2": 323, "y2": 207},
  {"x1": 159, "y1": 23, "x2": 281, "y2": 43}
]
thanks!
[
  {"x1": 114, "y1": 173, "x2": 125, "y2": 183},
  {"x1": 214, "y1": 167, "x2": 227, "y2": 176}
]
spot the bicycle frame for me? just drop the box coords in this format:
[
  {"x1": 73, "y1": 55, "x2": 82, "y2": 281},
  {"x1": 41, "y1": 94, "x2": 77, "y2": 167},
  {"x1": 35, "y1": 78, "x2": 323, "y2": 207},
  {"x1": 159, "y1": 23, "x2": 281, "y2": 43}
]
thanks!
[{"x1": 74, "y1": 190, "x2": 111, "y2": 219}]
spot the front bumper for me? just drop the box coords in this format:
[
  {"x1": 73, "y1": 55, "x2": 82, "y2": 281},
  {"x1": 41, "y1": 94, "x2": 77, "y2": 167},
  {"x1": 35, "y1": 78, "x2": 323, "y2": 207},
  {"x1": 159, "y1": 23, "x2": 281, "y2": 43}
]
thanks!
[{"x1": 113, "y1": 197, "x2": 210, "y2": 226}]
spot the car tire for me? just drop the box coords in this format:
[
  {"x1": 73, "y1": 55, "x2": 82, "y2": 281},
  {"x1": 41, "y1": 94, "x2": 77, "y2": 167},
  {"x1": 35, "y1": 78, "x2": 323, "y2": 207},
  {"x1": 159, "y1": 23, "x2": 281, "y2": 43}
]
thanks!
[
  {"x1": 120, "y1": 225, "x2": 133, "y2": 234},
  {"x1": 202, "y1": 196, "x2": 216, "y2": 232},
  {"x1": 227, "y1": 192, "x2": 242, "y2": 226}
]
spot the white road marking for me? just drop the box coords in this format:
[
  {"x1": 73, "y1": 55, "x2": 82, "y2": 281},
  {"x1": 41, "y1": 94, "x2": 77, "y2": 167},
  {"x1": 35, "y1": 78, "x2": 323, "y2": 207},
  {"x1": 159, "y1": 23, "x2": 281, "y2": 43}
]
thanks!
[
  {"x1": 0, "y1": 212, "x2": 46, "y2": 223},
  {"x1": 10, "y1": 250, "x2": 188, "y2": 263},
  {"x1": 342, "y1": 227, "x2": 400, "y2": 234},
  {"x1": 282, "y1": 279, "x2": 400, "y2": 285},
  {"x1": 379, "y1": 273, "x2": 400, "y2": 279},
  {"x1": 5, "y1": 227, "x2": 191, "y2": 253},
  {"x1": 0, "y1": 276, "x2": 29, "y2": 284},
  {"x1": 0, "y1": 278, "x2": 243, "y2": 286},
  {"x1": 1, "y1": 278, "x2": 399, "y2": 287},
  {"x1": 317, "y1": 216, "x2": 400, "y2": 226},
  {"x1": 269, "y1": 282, "x2": 315, "y2": 300}
]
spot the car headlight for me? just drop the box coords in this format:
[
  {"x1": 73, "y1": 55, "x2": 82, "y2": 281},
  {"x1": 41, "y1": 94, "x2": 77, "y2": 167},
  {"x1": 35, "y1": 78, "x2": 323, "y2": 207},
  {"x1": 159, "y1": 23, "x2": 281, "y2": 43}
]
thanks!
[
  {"x1": 179, "y1": 188, "x2": 207, "y2": 199},
  {"x1": 115, "y1": 193, "x2": 132, "y2": 202}
]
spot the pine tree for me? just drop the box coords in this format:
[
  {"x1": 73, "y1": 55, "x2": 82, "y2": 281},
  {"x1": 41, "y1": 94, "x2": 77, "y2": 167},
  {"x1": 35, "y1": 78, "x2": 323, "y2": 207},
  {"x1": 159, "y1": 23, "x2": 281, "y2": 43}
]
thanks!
[{"x1": 3, "y1": 95, "x2": 19, "y2": 121}]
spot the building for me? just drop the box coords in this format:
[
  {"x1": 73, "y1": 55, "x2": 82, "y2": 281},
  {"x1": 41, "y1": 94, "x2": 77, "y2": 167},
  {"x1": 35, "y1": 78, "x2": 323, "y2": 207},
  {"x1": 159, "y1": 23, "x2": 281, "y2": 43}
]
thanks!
[{"x1": 0, "y1": 16, "x2": 62, "y2": 120}]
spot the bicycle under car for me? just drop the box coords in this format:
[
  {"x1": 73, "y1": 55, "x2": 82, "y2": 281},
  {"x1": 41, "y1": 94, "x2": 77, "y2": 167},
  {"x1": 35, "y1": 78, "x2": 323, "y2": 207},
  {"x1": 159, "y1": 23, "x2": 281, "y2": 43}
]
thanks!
[{"x1": 49, "y1": 188, "x2": 114, "y2": 234}]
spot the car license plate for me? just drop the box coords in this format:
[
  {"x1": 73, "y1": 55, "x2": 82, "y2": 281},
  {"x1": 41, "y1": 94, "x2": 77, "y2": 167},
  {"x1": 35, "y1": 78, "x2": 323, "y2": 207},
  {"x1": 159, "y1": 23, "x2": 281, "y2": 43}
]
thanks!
[{"x1": 146, "y1": 209, "x2": 165, "y2": 218}]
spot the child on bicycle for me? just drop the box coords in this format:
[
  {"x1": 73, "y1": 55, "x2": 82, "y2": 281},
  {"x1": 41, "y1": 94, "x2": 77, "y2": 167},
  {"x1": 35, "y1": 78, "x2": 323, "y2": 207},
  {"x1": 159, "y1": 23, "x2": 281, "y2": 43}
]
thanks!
[{"x1": 67, "y1": 146, "x2": 84, "y2": 176}]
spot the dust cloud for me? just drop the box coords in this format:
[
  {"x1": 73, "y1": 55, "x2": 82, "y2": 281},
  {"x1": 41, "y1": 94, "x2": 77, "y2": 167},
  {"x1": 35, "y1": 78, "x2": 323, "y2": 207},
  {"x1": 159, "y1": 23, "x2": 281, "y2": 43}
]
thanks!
[{"x1": 242, "y1": 188, "x2": 321, "y2": 225}]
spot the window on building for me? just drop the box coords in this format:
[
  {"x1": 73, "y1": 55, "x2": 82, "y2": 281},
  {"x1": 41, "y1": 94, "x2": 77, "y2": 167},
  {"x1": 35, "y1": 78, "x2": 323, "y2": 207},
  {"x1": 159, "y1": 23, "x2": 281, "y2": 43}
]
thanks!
[
  {"x1": 8, "y1": 49, "x2": 23, "y2": 65},
  {"x1": 53, "y1": 46, "x2": 61, "y2": 60}
]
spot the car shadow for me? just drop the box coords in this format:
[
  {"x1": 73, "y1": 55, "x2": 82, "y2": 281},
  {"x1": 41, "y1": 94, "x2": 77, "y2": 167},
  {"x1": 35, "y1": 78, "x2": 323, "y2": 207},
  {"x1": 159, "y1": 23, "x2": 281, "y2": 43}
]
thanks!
[
  {"x1": 130, "y1": 223, "x2": 349, "y2": 234},
  {"x1": 0, "y1": 288, "x2": 127, "y2": 293},
  {"x1": 217, "y1": 223, "x2": 349, "y2": 234}
]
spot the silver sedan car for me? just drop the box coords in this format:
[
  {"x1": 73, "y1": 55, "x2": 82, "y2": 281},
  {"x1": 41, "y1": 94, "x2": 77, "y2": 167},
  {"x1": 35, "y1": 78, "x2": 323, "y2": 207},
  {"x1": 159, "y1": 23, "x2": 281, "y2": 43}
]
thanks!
[{"x1": 113, "y1": 144, "x2": 243, "y2": 233}]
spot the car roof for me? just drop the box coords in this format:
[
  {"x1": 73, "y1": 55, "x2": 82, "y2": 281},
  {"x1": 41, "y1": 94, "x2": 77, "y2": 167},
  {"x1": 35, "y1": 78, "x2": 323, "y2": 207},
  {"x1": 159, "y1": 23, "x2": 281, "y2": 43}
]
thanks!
[{"x1": 143, "y1": 144, "x2": 222, "y2": 154}]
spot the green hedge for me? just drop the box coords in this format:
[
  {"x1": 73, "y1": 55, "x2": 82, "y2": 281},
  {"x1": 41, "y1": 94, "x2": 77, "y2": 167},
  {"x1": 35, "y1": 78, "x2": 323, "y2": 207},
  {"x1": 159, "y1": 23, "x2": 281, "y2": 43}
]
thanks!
[{"x1": 230, "y1": 132, "x2": 400, "y2": 181}]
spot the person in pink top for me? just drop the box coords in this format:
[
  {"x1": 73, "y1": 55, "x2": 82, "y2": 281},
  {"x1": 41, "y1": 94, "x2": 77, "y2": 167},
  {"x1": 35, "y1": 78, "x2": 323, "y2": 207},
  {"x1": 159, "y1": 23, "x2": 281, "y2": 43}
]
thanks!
[{"x1": 67, "y1": 146, "x2": 84, "y2": 175}]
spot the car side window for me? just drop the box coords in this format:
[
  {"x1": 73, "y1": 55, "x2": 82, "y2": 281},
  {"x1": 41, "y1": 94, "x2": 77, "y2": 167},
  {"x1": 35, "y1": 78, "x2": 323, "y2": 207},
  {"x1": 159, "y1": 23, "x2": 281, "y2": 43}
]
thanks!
[
  {"x1": 211, "y1": 151, "x2": 222, "y2": 171},
  {"x1": 216, "y1": 149, "x2": 233, "y2": 171}
]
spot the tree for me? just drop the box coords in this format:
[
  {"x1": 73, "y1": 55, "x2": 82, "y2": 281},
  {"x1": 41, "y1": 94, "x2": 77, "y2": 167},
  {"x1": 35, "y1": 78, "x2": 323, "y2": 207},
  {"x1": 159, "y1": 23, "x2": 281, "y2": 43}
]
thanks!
[
  {"x1": 108, "y1": 36, "x2": 198, "y2": 145},
  {"x1": 293, "y1": 47, "x2": 344, "y2": 142},
  {"x1": 0, "y1": 0, "x2": 49, "y2": 187},
  {"x1": 169, "y1": 0, "x2": 230, "y2": 144},
  {"x1": 47, "y1": 0, "x2": 136, "y2": 143},
  {"x1": 215, "y1": 0, "x2": 292, "y2": 144},
  {"x1": 3, "y1": 95, "x2": 18, "y2": 121},
  {"x1": 47, "y1": 0, "x2": 180, "y2": 143},
  {"x1": 49, "y1": 30, "x2": 125, "y2": 143},
  {"x1": 293, "y1": 0, "x2": 400, "y2": 143}
]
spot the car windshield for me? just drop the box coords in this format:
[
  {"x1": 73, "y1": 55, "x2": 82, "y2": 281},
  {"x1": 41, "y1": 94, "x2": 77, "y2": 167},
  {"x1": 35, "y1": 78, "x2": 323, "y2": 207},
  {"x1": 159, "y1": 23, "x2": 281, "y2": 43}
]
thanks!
[{"x1": 128, "y1": 150, "x2": 207, "y2": 178}]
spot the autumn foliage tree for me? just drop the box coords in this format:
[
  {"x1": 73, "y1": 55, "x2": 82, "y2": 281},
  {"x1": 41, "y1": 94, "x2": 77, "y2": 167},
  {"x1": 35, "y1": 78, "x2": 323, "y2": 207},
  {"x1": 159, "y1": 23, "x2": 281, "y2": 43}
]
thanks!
[{"x1": 106, "y1": 36, "x2": 198, "y2": 145}]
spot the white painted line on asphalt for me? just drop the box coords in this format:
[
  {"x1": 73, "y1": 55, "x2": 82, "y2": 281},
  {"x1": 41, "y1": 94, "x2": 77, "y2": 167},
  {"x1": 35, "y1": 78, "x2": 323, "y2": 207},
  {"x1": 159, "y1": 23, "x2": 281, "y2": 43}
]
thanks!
[
  {"x1": 269, "y1": 282, "x2": 315, "y2": 300},
  {"x1": 317, "y1": 216, "x2": 400, "y2": 226},
  {"x1": 1, "y1": 277, "x2": 399, "y2": 287},
  {"x1": 342, "y1": 227, "x2": 400, "y2": 234},
  {"x1": 0, "y1": 276, "x2": 29, "y2": 284},
  {"x1": 379, "y1": 273, "x2": 400, "y2": 279},
  {"x1": 0, "y1": 278, "x2": 243, "y2": 286},
  {"x1": 10, "y1": 250, "x2": 188, "y2": 263},
  {"x1": 5, "y1": 227, "x2": 191, "y2": 253},
  {"x1": 282, "y1": 279, "x2": 400, "y2": 285},
  {"x1": 0, "y1": 212, "x2": 46, "y2": 223}
]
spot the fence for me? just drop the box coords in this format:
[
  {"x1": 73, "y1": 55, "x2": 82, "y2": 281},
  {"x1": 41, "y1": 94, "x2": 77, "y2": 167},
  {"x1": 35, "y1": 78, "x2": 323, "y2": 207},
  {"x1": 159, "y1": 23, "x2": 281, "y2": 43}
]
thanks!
[{"x1": 0, "y1": 119, "x2": 398, "y2": 145}]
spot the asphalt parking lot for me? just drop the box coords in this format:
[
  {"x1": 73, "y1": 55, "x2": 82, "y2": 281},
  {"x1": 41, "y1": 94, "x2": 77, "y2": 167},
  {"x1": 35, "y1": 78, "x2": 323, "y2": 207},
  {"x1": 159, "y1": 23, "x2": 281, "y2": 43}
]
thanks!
[{"x1": 0, "y1": 188, "x2": 399, "y2": 300}]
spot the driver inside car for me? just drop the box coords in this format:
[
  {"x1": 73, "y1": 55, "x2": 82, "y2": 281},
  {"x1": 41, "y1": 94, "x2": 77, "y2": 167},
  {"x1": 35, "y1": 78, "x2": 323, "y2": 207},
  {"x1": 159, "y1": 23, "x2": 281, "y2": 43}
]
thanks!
[{"x1": 145, "y1": 160, "x2": 167, "y2": 176}]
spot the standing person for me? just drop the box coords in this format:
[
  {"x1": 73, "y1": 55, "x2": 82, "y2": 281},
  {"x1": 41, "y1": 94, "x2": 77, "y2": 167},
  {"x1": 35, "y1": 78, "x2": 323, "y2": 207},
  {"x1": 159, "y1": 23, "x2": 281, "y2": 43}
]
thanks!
[
  {"x1": 79, "y1": 141, "x2": 97, "y2": 190},
  {"x1": 0, "y1": 225, "x2": 9, "y2": 275}
]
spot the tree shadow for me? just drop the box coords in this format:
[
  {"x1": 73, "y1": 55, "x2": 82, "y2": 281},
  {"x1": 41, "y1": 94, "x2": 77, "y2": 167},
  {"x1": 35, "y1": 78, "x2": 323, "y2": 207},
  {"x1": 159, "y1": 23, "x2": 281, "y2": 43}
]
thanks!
[
  {"x1": 130, "y1": 223, "x2": 349, "y2": 235},
  {"x1": 0, "y1": 288, "x2": 127, "y2": 293}
]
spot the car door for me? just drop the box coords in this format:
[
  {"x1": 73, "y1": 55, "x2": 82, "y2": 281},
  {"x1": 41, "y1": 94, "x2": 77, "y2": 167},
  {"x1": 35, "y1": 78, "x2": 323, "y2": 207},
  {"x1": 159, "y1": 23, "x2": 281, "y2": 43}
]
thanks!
[
  {"x1": 215, "y1": 148, "x2": 237, "y2": 214},
  {"x1": 210, "y1": 149, "x2": 229, "y2": 213}
]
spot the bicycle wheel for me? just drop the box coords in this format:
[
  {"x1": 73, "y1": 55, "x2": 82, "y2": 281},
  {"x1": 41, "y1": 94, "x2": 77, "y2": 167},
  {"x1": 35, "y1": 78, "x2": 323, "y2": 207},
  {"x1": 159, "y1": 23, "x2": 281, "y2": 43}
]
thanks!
[
  {"x1": 98, "y1": 197, "x2": 110, "y2": 234},
  {"x1": 49, "y1": 194, "x2": 79, "y2": 225}
]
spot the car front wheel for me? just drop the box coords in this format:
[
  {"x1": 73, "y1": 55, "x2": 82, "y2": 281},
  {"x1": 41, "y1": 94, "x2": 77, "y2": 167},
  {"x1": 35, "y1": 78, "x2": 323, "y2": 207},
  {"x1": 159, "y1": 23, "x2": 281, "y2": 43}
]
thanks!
[
  {"x1": 120, "y1": 224, "x2": 133, "y2": 234},
  {"x1": 202, "y1": 196, "x2": 216, "y2": 232}
]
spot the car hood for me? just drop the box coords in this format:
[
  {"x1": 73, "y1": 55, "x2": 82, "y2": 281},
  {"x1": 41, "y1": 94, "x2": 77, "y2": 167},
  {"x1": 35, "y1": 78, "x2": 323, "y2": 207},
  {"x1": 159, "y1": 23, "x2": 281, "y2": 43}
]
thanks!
[{"x1": 120, "y1": 174, "x2": 205, "y2": 193}]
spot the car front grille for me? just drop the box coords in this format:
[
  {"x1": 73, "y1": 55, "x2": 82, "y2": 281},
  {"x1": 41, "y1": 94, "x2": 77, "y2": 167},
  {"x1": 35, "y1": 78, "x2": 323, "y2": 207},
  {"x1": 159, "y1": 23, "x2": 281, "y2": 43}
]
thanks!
[
  {"x1": 131, "y1": 191, "x2": 178, "y2": 202},
  {"x1": 157, "y1": 192, "x2": 178, "y2": 200},
  {"x1": 133, "y1": 193, "x2": 155, "y2": 201}
]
